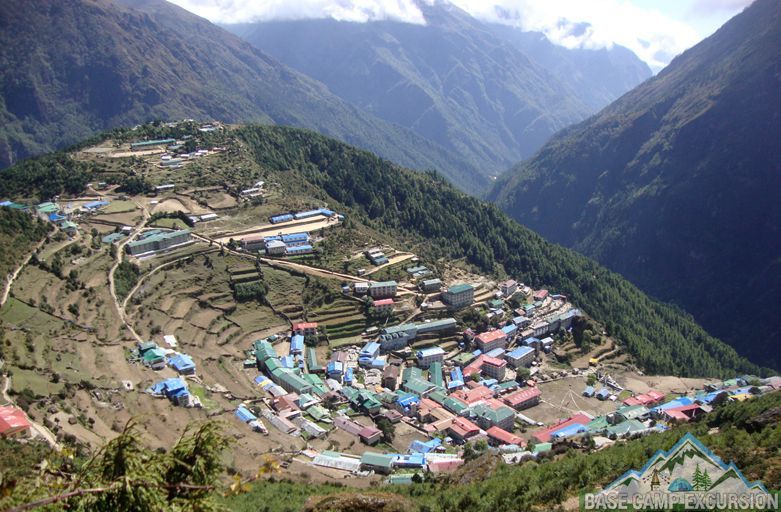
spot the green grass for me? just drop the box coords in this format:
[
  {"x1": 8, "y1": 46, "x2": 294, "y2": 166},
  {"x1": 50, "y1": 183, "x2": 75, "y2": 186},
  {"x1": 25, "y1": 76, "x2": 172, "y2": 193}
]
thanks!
[
  {"x1": 0, "y1": 298, "x2": 62, "y2": 331},
  {"x1": 189, "y1": 383, "x2": 219, "y2": 410},
  {"x1": 103, "y1": 200, "x2": 136, "y2": 214},
  {"x1": 149, "y1": 217, "x2": 184, "y2": 229},
  {"x1": 329, "y1": 335, "x2": 363, "y2": 348},
  {"x1": 11, "y1": 367, "x2": 64, "y2": 396}
]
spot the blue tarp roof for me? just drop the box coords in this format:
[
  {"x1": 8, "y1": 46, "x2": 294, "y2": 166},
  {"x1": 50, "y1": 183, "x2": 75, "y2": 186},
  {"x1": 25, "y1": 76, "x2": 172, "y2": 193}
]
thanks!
[
  {"x1": 596, "y1": 388, "x2": 610, "y2": 397},
  {"x1": 344, "y1": 367, "x2": 354, "y2": 382},
  {"x1": 652, "y1": 396, "x2": 694, "y2": 413},
  {"x1": 583, "y1": 386, "x2": 595, "y2": 395},
  {"x1": 84, "y1": 200, "x2": 109, "y2": 209},
  {"x1": 409, "y1": 437, "x2": 441, "y2": 454},
  {"x1": 235, "y1": 406, "x2": 257, "y2": 423},
  {"x1": 551, "y1": 423, "x2": 587, "y2": 439}
]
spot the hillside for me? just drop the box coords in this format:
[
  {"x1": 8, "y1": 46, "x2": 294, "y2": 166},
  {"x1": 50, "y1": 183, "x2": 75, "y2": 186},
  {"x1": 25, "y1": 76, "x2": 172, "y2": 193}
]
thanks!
[
  {"x1": 227, "y1": 3, "x2": 649, "y2": 178},
  {"x1": 0, "y1": 122, "x2": 774, "y2": 511},
  {"x1": 490, "y1": 0, "x2": 781, "y2": 369},
  {"x1": 0, "y1": 0, "x2": 485, "y2": 191}
]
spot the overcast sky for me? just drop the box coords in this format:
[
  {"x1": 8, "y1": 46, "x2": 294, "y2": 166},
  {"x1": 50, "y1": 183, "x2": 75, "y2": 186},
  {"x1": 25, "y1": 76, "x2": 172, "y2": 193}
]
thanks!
[{"x1": 168, "y1": 0, "x2": 754, "y2": 72}]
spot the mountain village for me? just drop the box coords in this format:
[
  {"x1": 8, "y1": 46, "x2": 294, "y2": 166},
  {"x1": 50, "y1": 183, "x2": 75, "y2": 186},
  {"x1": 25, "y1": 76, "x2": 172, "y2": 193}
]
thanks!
[{"x1": 1, "y1": 122, "x2": 779, "y2": 488}]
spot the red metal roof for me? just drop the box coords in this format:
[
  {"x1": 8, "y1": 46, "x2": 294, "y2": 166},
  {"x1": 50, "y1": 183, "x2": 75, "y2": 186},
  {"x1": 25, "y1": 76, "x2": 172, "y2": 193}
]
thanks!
[
  {"x1": 486, "y1": 426, "x2": 523, "y2": 446},
  {"x1": 449, "y1": 417, "x2": 480, "y2": 438},
  {"x1": 482, "y1": 356, "x2": 507, "y2": 368},
  {"x1": 293, "y1": 322, "x2": 318, "y2": 330},
  {"x1": 476, "y1": 330, "x2": 506, "y2": 344},
  {"x1": 503, "y1": 387, "x2": 541, "y2": 407},
  {"x1": 372, "y1": 298, "x2": 394, "y2": 306},
  {"x1": 0, "y1": 406, "x2": 30, "y2": 435},
  {"x1": 532, "y1": 412, "x2": 591, "y2": 443}
]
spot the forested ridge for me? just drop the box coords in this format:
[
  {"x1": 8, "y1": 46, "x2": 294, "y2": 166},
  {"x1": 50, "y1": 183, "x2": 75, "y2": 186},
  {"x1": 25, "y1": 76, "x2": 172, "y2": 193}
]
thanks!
[
  {"x1": 0, "y1": 207, "x2": 51, "y2": 285},
  {"x1": 489, "y1": 0, "x2": 781, "y2": 370},
  {"x1": 237, "y1": 125, "x2": 765, "y2": 378}
]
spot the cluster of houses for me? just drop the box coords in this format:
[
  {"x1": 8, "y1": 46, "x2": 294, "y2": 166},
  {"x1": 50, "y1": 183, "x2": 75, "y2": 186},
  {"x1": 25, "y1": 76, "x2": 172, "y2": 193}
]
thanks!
[
  {"x1": 134, "y1": 341, "x2": 196, "y2": 375},
  {"x1": 146, "y1": 377, "x2": 202, "y2": 408},
  {"x1": 240, "y1": 232, "x2": 313, "y2": 256},
  {"x1": 268, "y1": 208, "x2": 339, "y2": 225},
  {"x1": 511, "y1": 375, "x2": 781, "y2": 461}
]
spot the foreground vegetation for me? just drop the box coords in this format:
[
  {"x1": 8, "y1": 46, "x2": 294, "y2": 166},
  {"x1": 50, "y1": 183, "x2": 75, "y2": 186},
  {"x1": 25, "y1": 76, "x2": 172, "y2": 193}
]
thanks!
[{"x1": 0, "y1": 207, "x2": 50, "y2": 283}]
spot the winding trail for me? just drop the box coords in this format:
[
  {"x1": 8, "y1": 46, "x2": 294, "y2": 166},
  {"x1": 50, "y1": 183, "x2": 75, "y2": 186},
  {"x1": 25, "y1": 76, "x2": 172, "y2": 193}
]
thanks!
[
  {"x1": 0, "y1": 238, "x2": 46, "y2": 307},
  {"x1": 108, "y1": 202, "x2": 150, "y2": 343}
]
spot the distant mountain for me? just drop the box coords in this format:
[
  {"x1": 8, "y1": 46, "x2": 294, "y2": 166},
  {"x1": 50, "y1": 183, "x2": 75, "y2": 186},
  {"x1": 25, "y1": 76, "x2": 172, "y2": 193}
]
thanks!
[
  {"x1": 490, "y1": 0, "x2": 781, "y2": 369},
  {"x1": 0, "y1": 0, "x2": 485, "y2": 190},
  {"x1": 487, "y1": 25, "x2": 652, "y2": 112},
  {"x1": 227, "y1": 2, "x2": 650, "y2": 178}
]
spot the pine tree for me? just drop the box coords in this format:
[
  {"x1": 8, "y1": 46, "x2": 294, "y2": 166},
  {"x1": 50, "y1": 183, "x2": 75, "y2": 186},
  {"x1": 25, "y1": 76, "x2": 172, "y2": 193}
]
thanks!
[{"x1": 692, "y1": 463, "x2": 711, "y2": 491}]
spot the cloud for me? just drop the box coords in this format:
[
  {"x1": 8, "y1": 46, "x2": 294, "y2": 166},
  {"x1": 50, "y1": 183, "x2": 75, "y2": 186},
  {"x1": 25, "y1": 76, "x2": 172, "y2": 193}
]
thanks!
[
  {"x1": 166, "y1": 0, "x2": 734, "y2": 71},
  {"x1": 167, "y1": 0, "x2": 427, "y2": 25},
  {"x1": 447, "y1": 0, "x2": 701, "y2": 72},
  {"x1": 688, "y1": 0, "x2": 753, "y2": 13}
]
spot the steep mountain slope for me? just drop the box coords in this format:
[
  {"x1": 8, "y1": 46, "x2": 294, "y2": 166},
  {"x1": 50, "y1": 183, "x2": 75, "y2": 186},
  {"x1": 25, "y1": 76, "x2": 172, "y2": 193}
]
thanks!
[
  {"x1": 227, "y1": 3, "x2": 649, "y2": 177},
  {"x1": 490, "y1": 0, "x2": 781, "y2": 369},
  {"x1": 234, "y1": 124, "x2": 763, "y2": 378},
  {"x1": 0, "y1": 0, "x2": 485, "y2": 190},
  {"x1": 487, "y1": 25, "x2": 652, "y2": 112}
]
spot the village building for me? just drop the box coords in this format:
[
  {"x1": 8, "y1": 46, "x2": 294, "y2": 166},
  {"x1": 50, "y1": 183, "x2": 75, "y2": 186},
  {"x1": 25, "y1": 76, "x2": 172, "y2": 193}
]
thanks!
[
  {"x1": 442, "y1": 283, "x2": 474, "y2": 310},
  {"x1": 475, "y1": 329, "x2": 507, "y2": 353},
  {"x1": 419, "y1": 278, "x2": 443, "y2": 293},
  {"x1": 506, "y1": 346, "x2": 535, "y2": 368},
  {"x1": 416, "y1": 347, "x2": 445, "y2": 368},
  {"x1": 503, "y1": 387, "x2": 541, "y2": 410},
  {"x1": 499, "y1": 280, "x2": 518, "y2": 297},
  {"x1": 126, "y1": 230, "x2": 191, "y2": 256},
  {"x1": 0, "y1": 406, "x2": 31, "y2": 439}
]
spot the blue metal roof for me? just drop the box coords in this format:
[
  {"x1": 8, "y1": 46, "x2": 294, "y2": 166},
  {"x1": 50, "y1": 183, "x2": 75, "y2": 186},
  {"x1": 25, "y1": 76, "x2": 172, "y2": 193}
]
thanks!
[
  {"x1": 290, "y1": 334, "x2": 304, "y2": 353},
  {"x1": 282, "y1": 232, "x2": 309, "y2": 243},
  {"x1": 552, "y1": 423, "x2": 587, "y2": 439},
  {"x1": 652, "y1": 396, "x2": 694, "y2": 413},
  {"x1": 286, "y1": 244, "x2": 313, "y2": 253},
  {"x1": 167, "y1": 353, "x2": 195, "y2": 372},
  {"x1": 508, "y1": 346, "x2": 534, "y2": 359},
  {"x1": 416, "y1": 347, "x2": 445, "y2": 358},
  {"x1": 344, "y1": 367, "x2": 354, "y2": 382},
  {"x1": 84, "y1": 200, "x2": 109, "y2": 209}
]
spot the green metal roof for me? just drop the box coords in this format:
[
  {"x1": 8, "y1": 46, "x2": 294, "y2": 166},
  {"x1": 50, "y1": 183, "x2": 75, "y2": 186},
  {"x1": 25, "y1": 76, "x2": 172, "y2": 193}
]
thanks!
[
  {"x1": 127, "y1": 229, "x2": 190, "y2": 249},
  {"x1": 404, "y1": 378, "x2": 433, "y2": 396},
  {"x1": 429, "y1": 362, "x2": 443, "y2": 387},
  {"x1": 446, "y1": 283, "x2": 474, "y2": 294},
  {"x1": 360, "y1": 452, "x2": 394, "y2": 469},
  {"x1": 532, "y1": 442, "x2": 552, "y2": 454}
]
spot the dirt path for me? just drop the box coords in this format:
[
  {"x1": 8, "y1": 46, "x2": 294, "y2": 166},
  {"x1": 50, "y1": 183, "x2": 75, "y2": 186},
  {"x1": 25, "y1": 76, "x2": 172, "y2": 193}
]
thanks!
[
  {"x1": 363, "y1": 252, "x2": 416, "y2": 276},
  {"x1": 108, "y1": 201, "x2": 151, "y2": 343},
  {"x1": 1, "y1": 375, "x2": 60, "y2": 450},
  {"x1": 1, "y1": 238, "x2": 46, "y2": 307}
]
